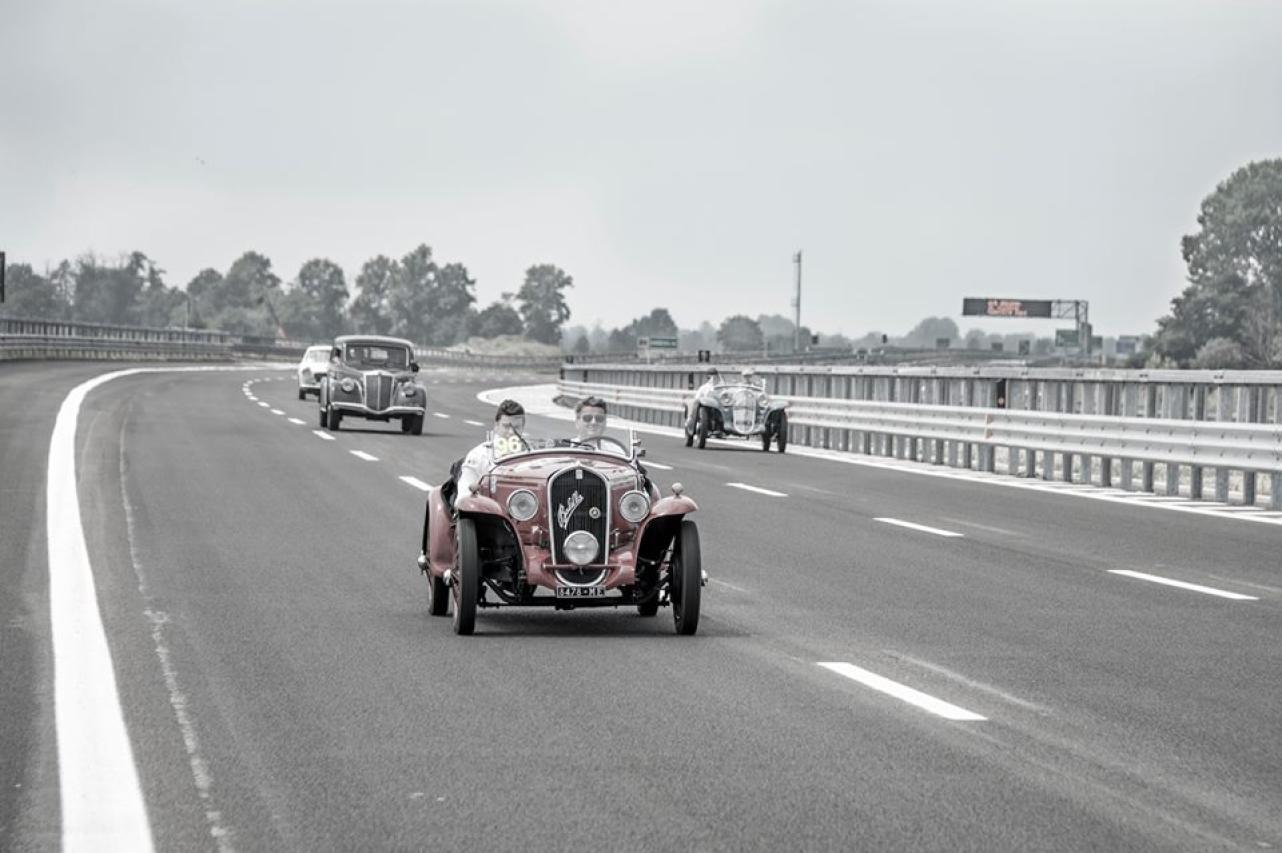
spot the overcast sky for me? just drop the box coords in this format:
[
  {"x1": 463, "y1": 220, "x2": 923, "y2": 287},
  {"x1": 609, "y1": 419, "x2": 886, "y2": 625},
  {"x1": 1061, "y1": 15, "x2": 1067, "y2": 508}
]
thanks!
[{"x1": 3, "y1": 0, "x2": 1280, "y2": 337}]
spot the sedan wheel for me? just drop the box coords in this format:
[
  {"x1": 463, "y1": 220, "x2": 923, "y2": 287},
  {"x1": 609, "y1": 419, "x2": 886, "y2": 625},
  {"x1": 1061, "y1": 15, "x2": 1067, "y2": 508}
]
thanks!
[
  {"x1": 298, "y1": 387, "x2": 306, "y2": 401},
  {"x1": 407, "y1": 413, "x2": 424, "y2": 436},
  {"x1": 671, "y1": 520, "x2": 701, "y2": 636},
  {"x1": 326, "y1": 404, "x2": 342, "y2": 431}
]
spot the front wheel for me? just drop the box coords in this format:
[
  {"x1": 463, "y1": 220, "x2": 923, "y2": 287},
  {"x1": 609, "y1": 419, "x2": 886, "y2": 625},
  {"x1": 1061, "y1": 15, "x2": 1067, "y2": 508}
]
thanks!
[
  {"x1": 695, "y1": 407, "x2": 710, "y2": 450},
  {"x1": 427, "y1": 571, "x2": 448, "y2": 617},
  {"x1": 407, "y1": 413, "x2": 424, "y2": 436},
  {"x1": 775, "y1": 412, "x2": 788, "y2": 453},
  {"x1": 761, "y1": 428, "x2": 771, "y2": 452},
  {"x1": 452, "y1": 518, "x2": 479, "y2": 635},
  {"x1": 326, "y1": 403, "x2": 342, "y2": 431},
  {"x1": 671, "y1": 520, "x2": 701, "y2": 635},
  {"x1": 298, "y1": 387, "x2": 306, "y2": 401}
]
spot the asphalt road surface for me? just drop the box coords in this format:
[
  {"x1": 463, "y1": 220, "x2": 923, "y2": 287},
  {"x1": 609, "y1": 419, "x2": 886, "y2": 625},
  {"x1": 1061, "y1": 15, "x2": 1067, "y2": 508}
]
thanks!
[{"x1": 3, "y1": 362, "x2": 1281, "y2": 851}]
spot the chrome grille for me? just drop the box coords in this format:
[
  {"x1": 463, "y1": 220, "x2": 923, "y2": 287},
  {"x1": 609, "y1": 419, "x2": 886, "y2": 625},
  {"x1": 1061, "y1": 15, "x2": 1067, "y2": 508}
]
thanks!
[
  {"x1": 548, "y1": 466, "x2": 608, "y2": 565},
  {"x1": 730, "y1": 388, "x2": 757, "y2": 433},
  {"x1": 365, "y1": 372, "x2": 394, "y2": 411}
]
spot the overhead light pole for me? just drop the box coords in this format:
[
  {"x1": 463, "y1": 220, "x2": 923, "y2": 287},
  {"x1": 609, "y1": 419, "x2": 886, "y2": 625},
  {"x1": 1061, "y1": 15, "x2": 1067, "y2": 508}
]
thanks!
[{"x1": 792, "y1": 250, "x2": 802, "y2": 352}]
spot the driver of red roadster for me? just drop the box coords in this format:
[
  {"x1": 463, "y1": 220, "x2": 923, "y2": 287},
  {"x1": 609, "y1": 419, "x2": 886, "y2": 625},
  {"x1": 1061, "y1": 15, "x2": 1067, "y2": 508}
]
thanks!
[{"x1": 454, "y1": 399, "x2": 527, "y2": 503}]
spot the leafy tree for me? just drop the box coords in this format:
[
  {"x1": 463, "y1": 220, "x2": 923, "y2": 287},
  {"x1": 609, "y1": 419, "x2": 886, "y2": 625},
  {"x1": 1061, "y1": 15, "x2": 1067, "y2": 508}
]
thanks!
[
  {"x1": 717, "y1": 315, "x2": 764, "y2": 351},
  {"x1": 0, "y1": 263, "x2": 71, "y2": 319},
  {"x1": 388, "y1": 244, "x2": 438, "y2": 343},
  {"x1": 212, "y1": 251, "x2": 282, "y2": 335},
  {"x1": 1192, "y1": 337, "x2": 1247, "y2": 369},
  {"x1": 608, "y1": 307, "x2": 680, "y2": 352},
  {"x1": 900, "y1": 316, "x2": 960, "y2": 348},
  {"x1": 72, "y1": 253, "x2": 148, "y2": 325},
  {"x1": 349, "y1": 255, "x2": 399, "y2": 336},
  {"x1": 515, "y1": 264, "x2": 573, "y2": 344},
  {"x1": 475, "y1": 300, "x2": 524, "y2": 338},
  {"x1": 185, "y1": 268, "x2": 224, "y2": 329},
  {"x1": 280, "y1": 258, "x2": 348, "y2": 340},
  {"x1": 431, "y1": 262, "x2": 478, "y2": 345},
  {"x1": 1154, "y1": 158, "x2": 1282, "y2": 366},
  {"x1": 572, "y1": 334, "x2": 590, "y2": 354}
]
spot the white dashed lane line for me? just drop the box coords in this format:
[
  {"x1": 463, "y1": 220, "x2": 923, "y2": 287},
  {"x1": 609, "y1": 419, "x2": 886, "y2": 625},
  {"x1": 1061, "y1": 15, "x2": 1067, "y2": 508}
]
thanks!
[
  {"x1": 644, "y1": 461, "x2": 674, "y2": 471},
  {"x1": 432, "y1": 412, "x2": 451, "y2": 419},
  {"x1": 463, "y1": 420, "x2": 485, "y2": 427},
  {"x1": 350, "y1": 451, "x2": 378, "y2": 462},
  {"x1": 726, "y1": 482, "x2": 787, "y2": 498},
  {"x1": 874, "y1": 518, "x2": 965, "y2": 538},
  {"x1": 400, "y1": 476, "x2": 431, "y2": 492},
  {"x1": 817, "y1": 662, "x2": 987, "y2": 722},
  {"x1": 257, "y1": 401, "x2": 269, "y2": 408},
  {"x1": 312, "y1": 430, "x2": 335, "y2": 441},
  {"x1": 287, "y1": 418, "x2": 305, "y2": 425},
  {"x1": 270, "y1": 409, "x2": 285, "y2": 416},
  {"x1": 1107, "y1": 569, "x2": 1258, "y2": 601}
]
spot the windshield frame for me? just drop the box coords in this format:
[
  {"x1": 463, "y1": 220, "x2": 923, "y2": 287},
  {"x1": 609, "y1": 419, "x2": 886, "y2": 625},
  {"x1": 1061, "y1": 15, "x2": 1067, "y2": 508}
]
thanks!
[
  {"x1": 343, "y1": 343, "x2": 411, "y2": 370},
  {"x1": 489, "y1": 427, "x2": 640, "y2": 464}
]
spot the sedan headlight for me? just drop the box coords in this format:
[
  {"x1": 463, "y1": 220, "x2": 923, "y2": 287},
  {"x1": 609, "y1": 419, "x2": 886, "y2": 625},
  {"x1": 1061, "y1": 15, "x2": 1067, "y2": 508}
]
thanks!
[
  {"x1": 506, "y1": 489, "x2": 538, "y2": 522},
  {"x1": 399, "y1": 383, "x2": 418, "y2": 398},
  {"x1": 618, "y1": 490, "x2": 650, "y2": 523},
  {"x1": 562, "y1": 531, "x2": 599, "y2": 566},
  {"x1": 340, "y1": 377, "x2": 357, "y2": 393}
]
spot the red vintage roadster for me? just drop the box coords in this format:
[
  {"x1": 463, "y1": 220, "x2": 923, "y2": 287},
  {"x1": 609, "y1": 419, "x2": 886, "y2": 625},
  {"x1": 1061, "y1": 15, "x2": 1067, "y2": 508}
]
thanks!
[{"x1": 418, "y1": 429, "x2": 703, "y2": 635}]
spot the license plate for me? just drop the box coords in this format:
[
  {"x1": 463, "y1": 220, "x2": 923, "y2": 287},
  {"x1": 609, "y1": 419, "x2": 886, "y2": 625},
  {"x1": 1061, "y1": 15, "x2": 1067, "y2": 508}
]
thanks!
[{"x1": 555, "y1": 587, "x2": 606, "y2": 598}]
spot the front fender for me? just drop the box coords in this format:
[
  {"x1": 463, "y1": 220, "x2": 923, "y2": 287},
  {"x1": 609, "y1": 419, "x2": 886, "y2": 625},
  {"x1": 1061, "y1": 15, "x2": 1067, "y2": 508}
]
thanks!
[
  {"x1": 650, "y1": 494, "x2": 698, "y2": 518},
  {"x1": 456, "y1": 494, "x2": 505, "y2": 517},
  {"x1": 766, "y1": 400, "x2": 789, "y2": 412}
]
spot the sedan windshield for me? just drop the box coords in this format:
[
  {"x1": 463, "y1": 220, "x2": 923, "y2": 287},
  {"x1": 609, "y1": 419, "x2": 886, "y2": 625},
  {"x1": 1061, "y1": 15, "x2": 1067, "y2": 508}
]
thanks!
[{"x1": 346, "y1": 345, "x2": 409, "y2": 369}]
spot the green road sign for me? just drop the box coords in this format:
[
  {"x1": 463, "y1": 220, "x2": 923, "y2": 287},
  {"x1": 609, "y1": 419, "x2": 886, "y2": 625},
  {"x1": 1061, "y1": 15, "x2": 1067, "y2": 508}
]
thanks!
[
  {"x1": 1055, "y1": 329, "x2": 1079, "y2": 347},
  {"x1": 646, "y1": 336, "x2": 678, "y2": 349}
]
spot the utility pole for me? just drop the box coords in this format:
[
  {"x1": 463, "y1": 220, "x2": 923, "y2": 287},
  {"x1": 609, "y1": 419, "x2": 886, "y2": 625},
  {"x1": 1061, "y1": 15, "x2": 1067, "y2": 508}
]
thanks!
[{"x1": 792, "y1": 250, "x2": 802, "y2": 352}]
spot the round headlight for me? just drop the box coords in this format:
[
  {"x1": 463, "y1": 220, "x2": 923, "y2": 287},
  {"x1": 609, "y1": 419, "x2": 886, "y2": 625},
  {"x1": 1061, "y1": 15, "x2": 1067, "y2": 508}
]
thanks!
[
  {"x1": 340, "y1": 377, "x2": 356, "y2": 393},
  {"x1": 618, "y1": 490, "x2": 650, "y2": 523},
  {"x1": 562, "y1": 531, "x2": 599, "y2": 566},
  {"x1": 506, "y1": 489, "x2": 538, "y2": 522},
  {"x1": 719, "y1": 391, "x2": 733, "y2": 405}
]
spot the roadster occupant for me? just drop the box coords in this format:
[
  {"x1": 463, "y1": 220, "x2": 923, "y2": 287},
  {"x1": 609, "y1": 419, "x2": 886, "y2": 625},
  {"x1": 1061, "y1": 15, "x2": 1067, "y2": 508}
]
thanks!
[{"x1": 417, "y1": 414, "x2": 703, "y2": 636}]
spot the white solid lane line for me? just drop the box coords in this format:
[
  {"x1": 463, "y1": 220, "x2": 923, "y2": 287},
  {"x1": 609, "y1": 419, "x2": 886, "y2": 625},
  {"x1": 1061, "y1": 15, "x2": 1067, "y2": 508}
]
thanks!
[
  {"x1": 270, "y1": 409, "x2": 284, "y2": 416},
  {"x1": 400, "y1": 476, "x2": 431, "y2": 491},
  {"x1": 874, "y1": 517, "x2": 965, "y2": 538},
  {"x1": 463, "y1": 419, "x2": 485, "y2": 427},
  {"x1": 312, "y1": 430, "x2": 335, "y2": 441},
  {"x1": 48, "y1": 371, "x2": 155, "y2": 851},
  {"x1": 1107, "y1": 570, "x2": 1259, "y2": 601},
  {"x1": 433, "y1": 412, "x2": 451, "y2": 419},
  {"x1": 726, "y1": 482, "x2": 787, "y2": 497},
  {"x1": 287, "y1": 417, "x2": 305, "y2": 425},
  {"x1": 350, "y1": 450, "x2": 378, "y2": 462},
  {"x1": 817, "y1": 662, "x2": 987, "y2": 722},
  {"x1": 644, "y1": 461, "x2": 674, "y2": 471}
]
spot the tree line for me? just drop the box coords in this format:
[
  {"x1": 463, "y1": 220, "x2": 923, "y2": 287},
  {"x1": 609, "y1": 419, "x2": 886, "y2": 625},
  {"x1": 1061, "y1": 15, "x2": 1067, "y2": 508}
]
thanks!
[{"x1": 0, "y1": 244, "x2": 574, "y2": 347}]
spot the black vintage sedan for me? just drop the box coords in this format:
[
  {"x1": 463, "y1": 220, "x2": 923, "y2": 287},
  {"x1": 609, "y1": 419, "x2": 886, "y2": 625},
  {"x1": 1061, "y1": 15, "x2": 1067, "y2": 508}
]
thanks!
[{"x1": 318, "y1": 335, "x2": 428, "y2": 434}]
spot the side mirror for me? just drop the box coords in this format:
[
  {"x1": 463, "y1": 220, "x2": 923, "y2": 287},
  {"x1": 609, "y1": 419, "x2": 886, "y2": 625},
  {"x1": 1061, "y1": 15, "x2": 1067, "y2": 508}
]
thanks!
[{"x1": 410, "y1": 362, "x2": 420, "y2": 373}]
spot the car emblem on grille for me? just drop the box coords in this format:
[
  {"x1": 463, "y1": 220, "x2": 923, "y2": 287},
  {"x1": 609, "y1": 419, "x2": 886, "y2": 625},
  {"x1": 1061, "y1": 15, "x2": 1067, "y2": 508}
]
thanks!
[
  {"x1": 588, "y1": 507, "x2": 601, "y2": 519},
  {"x1": 557, "y1": 490, "x2": 584, "y2": 530}
]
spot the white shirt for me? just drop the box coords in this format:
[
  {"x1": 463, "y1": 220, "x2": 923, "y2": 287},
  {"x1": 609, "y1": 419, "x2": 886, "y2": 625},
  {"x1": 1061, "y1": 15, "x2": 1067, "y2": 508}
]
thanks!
[{"x1": 455, "y1": 441, "x2": 495, "y2": 502}]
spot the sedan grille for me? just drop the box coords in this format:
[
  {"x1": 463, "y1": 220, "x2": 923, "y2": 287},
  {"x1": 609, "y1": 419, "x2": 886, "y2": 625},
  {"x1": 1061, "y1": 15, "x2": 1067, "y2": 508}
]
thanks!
[
  {"x1": 365, "y1": 372, "x2": 394, "y2": 411},
  {"x1": 548, "y1": 466, "x2": 608, "y2": 565}
]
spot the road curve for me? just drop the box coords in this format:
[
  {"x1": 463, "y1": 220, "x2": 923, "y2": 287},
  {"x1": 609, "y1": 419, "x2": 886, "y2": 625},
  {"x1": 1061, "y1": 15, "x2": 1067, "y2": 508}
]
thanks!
[{"x1": 3, "y1": 363, "x2": 1281, "y2": 851}]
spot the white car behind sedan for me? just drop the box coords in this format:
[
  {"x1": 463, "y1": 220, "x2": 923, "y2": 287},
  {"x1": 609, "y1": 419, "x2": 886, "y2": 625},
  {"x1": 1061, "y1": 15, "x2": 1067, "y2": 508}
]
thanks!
[{"x1": 296, "y1": 344, "x2": 332, "y2": 399}]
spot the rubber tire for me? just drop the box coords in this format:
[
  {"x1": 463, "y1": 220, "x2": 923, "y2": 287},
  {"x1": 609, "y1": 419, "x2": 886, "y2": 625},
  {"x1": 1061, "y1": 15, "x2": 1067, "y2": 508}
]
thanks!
[
  {"x1": 684, "y1": 409, "x2": 695, "y2": 447},
  {"x1": 317, "y1": 395, "x2": 327, "y2": 428},
  {"x1": 408, "y1": 413, "x2": 424, "y2": 436},
  {"x1": 695, "y1": 407, "x2": 709, "y2": 450},
  {"x1": 671, "y1": 520, "x2": 701, "y2": 636},
  {"x1": 326, "y1": 404, "x2": 342, "y2": 431},
  {"x1": 298, "y1": 388, "x2": 306, "y2": 401},
  {"x1": 427, "y1": 570, "x2": 448, "y2": 617},
  {"x1": 761, "y1": 428, "x2": 771, "y2": 452},
  {"x1": 775, "y1": 412, "x2": 787, "y2": 453},
  {"x1": 637, "y1": 595, "x2": 659, "y2": 617},
  {"x1": 452, "y1": 518, "x2": 479, "y2": 635}
]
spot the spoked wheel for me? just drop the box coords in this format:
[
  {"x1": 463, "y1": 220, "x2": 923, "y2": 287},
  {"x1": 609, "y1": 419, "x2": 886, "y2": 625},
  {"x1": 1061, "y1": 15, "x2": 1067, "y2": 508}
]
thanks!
[
  {"x1": 775, "y1": 412, "x2": 788, "y2": 453},
  {"x1": 695, "y1": 407, "x2": 710, "y2": 450},
  {"x1": 452, "y1": 518, "x2": 479, "y2": 635},
  {"x1": 670, "y1": 520, "x2": 702, "y2": 635}
]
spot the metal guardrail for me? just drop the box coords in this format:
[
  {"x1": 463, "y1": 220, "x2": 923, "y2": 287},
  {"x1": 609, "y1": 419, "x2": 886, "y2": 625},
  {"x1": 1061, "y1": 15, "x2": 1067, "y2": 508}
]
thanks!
[{"x1": 559, "y1": 372, "x2": 1282, "y2": 510}]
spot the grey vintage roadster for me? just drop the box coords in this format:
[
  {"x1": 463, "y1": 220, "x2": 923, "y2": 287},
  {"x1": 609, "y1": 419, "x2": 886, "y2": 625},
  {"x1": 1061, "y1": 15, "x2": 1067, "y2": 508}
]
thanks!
[{"x1": 684, "y1": 377, "x2": 789, "y2": 452}]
